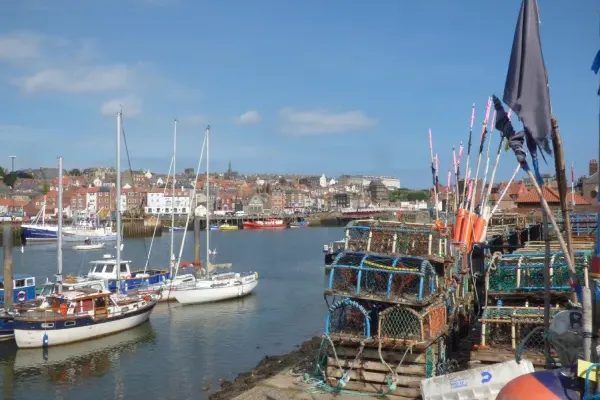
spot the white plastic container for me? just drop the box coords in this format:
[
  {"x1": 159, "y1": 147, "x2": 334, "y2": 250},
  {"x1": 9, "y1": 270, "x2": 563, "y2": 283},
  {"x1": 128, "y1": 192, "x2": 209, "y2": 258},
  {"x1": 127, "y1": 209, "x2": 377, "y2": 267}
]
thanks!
[{"x1": 420, "y1": 359, "x2": 535, "y2": 400}]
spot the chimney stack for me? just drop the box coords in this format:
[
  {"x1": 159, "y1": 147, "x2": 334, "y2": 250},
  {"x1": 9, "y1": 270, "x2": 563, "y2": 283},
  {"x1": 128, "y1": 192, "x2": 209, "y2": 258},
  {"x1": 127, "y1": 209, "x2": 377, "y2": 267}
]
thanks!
[{"x1": 590, "y1": 159, "x2": 598, "y2": 176}]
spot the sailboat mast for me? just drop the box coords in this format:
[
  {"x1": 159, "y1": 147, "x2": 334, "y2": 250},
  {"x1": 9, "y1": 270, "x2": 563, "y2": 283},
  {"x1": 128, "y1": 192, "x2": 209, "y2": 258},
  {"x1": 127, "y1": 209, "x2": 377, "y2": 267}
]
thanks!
[
  {"x1": 116, "y1": 111, "x2": 122, "y2": 290},
  {"x1": 206, "y1": 125, "x2": 210, "y2": 268},
  {"x1": 171, "y1": 119, "x2": 177, "y2": 276},
  {"x1": 57, "y1": 156, "x2": 63, "y2": 294}
]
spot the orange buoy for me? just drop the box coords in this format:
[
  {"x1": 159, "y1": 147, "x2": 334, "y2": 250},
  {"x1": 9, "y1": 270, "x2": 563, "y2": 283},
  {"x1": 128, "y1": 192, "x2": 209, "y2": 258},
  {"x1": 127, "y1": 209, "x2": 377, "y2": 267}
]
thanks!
[
  {"x1": 453, "y1": 209, "x2": 466, "y2": 245},
  {"x1": 59, "y1": 303, "x2": 68, "y2": 316},
  {"x1": 472, "y1": 216, "x2": 487, "y2": 244},
  {"x1": 461, "y1": 211, "x2": 475, "y2": 251}
]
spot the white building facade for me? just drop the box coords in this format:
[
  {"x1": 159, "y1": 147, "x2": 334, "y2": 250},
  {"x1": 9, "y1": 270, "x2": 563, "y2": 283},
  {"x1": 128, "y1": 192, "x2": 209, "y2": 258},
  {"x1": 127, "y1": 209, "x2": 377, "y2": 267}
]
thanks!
[{"x1": 145, "y1": 189, "x2": 191, "y2": 215}]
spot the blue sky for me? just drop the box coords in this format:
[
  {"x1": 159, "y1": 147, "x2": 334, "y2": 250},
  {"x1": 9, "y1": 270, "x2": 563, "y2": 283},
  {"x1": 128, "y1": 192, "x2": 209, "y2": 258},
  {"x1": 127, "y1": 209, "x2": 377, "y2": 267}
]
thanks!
[{"x1": 0, "y1": 0, "x2": 598, "y2": 188}]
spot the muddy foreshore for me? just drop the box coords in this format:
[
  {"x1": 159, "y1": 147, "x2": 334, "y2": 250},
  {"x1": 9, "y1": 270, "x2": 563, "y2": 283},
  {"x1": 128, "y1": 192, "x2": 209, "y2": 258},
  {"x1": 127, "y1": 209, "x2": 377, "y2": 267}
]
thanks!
[{"x1": 209, "y1": 336, "x2": 322, "y2": 400}]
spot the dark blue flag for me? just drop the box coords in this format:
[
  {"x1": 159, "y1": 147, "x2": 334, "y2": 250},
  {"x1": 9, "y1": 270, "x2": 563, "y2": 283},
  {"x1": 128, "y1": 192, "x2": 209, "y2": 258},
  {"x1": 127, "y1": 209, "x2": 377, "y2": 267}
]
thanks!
[
  {"x1": 592, "y1": 49, "x2": 600, "y2": 74},
  {"x1": 503, "y1": 0, "x2": 552, "y2": 158}
]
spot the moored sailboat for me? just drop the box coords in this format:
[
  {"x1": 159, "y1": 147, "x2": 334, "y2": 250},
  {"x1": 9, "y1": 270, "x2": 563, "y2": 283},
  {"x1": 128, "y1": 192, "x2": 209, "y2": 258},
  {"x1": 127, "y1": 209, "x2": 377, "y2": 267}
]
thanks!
[
  {"x1": 14, "y1": 117, "x2": 159, "y2": 348},
  {"x1": 174, "y1": 126, "x2": 258, "y2": 305}
]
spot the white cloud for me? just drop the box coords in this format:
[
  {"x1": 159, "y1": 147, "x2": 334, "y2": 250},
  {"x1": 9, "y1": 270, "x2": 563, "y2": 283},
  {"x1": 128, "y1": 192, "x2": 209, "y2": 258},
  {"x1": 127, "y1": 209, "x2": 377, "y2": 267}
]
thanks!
[
  {"x1": 100, "y1": 95, "x2": 142, "y2": 117},
  {"x1": 17, "y1": 64, "x2": 132, "y2": 94},
  {"x1": 0, "y1": 33, "x2": 42, "y2": 64},
  {"x1": 278, "y1": 108, "x2": 377, "y2": 135},
  {"x1": 236, "y1": 110, "x2": 261, "y2": 125}
]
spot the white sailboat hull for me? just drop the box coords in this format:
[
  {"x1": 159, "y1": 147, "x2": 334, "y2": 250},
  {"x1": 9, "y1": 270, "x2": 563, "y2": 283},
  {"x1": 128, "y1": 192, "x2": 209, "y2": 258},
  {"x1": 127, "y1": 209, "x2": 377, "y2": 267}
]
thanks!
[
  {"x1": 175, "y1": 279, "x2": 258, "y2": 305},
  {"x1": 14, "y1": 306, "x2": 154, "y2": 348},
  {"x1": 72, "y1": 243, "x2": 105, "y2": 251},
  {"x1": 143, "y1": 274, "x2": 197, "y2": 302}
]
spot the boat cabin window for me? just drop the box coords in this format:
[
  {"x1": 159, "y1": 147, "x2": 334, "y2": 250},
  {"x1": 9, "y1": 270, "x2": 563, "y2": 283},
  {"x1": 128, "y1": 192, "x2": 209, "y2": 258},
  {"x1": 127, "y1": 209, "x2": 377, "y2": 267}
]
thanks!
[
  {"x1": 40, "y1": 286, "x2": 52, "y2": 296},
  {"x1": 120, "y1": 263, "x2": 128, "y2": 273},
  {"x1": 105, "y1": 264, "x2": 114, "y2": 273},
  {"x1": 26, "y1": 278, "x2": 34, "y2": 287},
  {"x1": 92, "y1": 264, "x2": 104, "y2": 273},
  {"x1": 94, "y1": 297, "x2": 106, "y2": 308},
  {"x1": 0, "y1": 282, "x2": 3, "y2": 289},
  {"x1": 14, "y1": 279, "x2": 25, "y2": 288}
]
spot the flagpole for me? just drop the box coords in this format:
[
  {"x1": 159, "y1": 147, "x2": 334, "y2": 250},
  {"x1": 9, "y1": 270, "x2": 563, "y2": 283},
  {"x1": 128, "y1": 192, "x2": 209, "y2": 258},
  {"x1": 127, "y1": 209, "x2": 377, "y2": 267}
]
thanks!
[
  {"x1": 460, "y1": 106, "x2": 475, "y2": 208},
  {"x1": 571, "y1": 162, "x2": 576, "y2": 209},
  {"x1": 428, "y1": 129, "x2": 439, "y2": 220}
]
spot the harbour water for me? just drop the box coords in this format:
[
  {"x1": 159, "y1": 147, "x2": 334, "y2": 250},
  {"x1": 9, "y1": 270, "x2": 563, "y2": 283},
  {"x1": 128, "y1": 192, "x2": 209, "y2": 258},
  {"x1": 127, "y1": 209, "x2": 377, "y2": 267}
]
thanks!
[{"x1": 0, "y1": 227, "x2": 343, "y2": 400}]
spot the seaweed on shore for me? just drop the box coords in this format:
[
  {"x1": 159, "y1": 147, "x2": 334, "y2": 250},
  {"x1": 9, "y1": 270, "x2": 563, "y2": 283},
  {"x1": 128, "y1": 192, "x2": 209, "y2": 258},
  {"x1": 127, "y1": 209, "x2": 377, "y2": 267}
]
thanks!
[{"x1": 209, "y1": 336, "x2": 321, "y2": 400}]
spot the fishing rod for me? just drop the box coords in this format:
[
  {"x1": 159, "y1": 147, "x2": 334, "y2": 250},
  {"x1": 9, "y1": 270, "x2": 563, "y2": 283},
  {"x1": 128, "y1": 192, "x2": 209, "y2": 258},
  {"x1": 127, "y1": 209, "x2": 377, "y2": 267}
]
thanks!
[{"x1": 460, "y1": 105, "x2": 476, "y2": 208}]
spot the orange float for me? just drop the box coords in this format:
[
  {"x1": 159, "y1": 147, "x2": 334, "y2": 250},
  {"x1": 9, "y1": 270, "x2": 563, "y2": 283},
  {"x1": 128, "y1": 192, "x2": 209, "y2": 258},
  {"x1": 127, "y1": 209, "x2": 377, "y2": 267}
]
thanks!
[
  {"x1": 453, "y1": 208, "x2": 466, "y2": 245},
  {"x1": 472, "y1": 216, "x2": 487, "y2": 244},
  {"x1": 461, "y1": 211, "x2": 475, "y2": 251}
]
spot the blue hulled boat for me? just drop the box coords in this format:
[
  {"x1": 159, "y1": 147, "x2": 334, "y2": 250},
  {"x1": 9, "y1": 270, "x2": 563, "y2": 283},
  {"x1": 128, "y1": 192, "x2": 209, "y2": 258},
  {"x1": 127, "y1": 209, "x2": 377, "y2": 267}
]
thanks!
[
  {"x1": 0, "y1": 274, "x2": 36, "y2": 306},
  {"x1": 0, "y1": 273, "x2": 37, "y2": 341},
  {"x1": 87, "y1": 255, "x2": 170, "y2": 293}
]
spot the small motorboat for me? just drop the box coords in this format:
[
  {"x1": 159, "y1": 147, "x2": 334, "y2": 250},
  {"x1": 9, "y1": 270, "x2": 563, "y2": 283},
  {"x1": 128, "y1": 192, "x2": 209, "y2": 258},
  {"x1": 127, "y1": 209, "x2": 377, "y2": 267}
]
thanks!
[
  {"x1": 73, "y1": 240, "x2": 105, "y2": 251},
  {"x1": 169, "y1": 226, "x2": 186, "y2": 232},
  {"x1": 218, "y1": 224, "x2": 238, "y2": 231}
]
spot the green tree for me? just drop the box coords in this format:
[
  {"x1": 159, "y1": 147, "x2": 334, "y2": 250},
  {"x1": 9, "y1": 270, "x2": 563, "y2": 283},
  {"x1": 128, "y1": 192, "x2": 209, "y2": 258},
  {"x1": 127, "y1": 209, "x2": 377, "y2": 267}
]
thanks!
[
  {"x1": 3, "y1": 172, "x2": 17, "y2": 188},
  {"x1": 69, "y1": 168, "x2": 82, "y2": 176},
  {"x1": 0, "y1": 166, "x2": 6, "y2": 177},
  {"x1": 43, "y1": 183, "x2": 50, "y2": 194}
]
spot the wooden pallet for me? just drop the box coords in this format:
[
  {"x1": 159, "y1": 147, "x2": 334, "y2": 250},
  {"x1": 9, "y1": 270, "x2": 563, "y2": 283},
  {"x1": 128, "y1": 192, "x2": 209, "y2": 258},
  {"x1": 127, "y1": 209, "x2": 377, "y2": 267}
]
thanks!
[
  {"x1": 469, "y1": 348, "x2": 559, "y2": 370},
  {"x1": 325, "y1": 341, "x2": 441, "y2": 399}
]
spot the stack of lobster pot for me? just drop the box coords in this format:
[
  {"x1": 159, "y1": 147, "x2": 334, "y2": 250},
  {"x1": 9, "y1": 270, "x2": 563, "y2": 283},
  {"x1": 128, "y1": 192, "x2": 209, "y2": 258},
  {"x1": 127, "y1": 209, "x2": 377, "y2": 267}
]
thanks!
[
  {"x1": 316, "y1": 219, "x2": 468, "y2": 399},
  {"x1": 470, "y1": 249, "x2": 592, "y2": 369}
]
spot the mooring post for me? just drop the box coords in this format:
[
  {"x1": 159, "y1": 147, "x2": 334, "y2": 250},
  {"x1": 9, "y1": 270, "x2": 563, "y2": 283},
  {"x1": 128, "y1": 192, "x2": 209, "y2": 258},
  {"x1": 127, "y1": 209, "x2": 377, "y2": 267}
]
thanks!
[
  {"x1": 194, "y1": 216, "x2": 201, "y2": 265},
  {"x1": 3, "y1": 223, "x2": 14, "y2": 309}
]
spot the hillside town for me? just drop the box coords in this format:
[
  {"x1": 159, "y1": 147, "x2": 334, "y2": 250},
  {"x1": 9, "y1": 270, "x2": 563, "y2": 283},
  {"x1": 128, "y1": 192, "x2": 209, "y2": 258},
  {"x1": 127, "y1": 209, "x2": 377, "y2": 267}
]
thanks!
[{"x1": 0, "y1": 159, "x2": 597, "y2": 220}]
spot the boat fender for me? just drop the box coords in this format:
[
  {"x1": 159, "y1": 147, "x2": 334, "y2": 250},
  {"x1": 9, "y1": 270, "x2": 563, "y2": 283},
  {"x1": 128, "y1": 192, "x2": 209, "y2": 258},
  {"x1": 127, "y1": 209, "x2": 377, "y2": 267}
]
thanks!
[
  {"x1": 59, "y1": 303, "x2": 68, "y2": 316},
  {"x1": 254, "y1": 272, "x2": 259, "y2": 280},
  {"x1": 42, "y1": 332, "x2": 49, "y2": 348},
  {"x1": 142, "y1": 295, "x2": 151, "y2": 302},
  {"x1": 17, "y1": 291, "x2": 26, "y2": 303}
]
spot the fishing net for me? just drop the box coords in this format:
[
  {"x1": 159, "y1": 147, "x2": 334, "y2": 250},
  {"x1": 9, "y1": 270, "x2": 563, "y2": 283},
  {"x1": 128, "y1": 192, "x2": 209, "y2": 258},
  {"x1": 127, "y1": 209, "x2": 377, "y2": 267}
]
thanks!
[
  {"x1": 328, "y1": 252, "x2": 438, "y2": 303},
  {"x1": 378, "y1": 301, "x2": 447, "y2": 343},
  {"x1": 425, "y1": 344, "x2": 436, "y2": 378},
  {"x1": 326, "y1": 298, "x2": 371, "y2": 339}
]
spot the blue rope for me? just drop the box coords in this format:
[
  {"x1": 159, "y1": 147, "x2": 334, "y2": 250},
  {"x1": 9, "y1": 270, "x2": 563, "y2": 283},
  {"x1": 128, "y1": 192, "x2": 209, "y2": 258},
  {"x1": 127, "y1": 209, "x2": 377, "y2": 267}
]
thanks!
[
  {"x1": 584, "y1": 363, "x2": 600, "y2": 399},
  {"x1": 531, "y1": 156, "x2": 544, "y2": 186}
]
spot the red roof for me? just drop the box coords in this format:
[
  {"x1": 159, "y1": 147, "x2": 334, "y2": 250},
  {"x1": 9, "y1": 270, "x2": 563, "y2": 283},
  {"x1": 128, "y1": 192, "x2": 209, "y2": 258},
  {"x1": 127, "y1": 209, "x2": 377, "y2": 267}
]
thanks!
[
  {"x1": 0, "y1": 198, "x2": 28, "y2": 207},
  {"x1": 515, "y1": 186, "x2": 590, "y2": 205}
]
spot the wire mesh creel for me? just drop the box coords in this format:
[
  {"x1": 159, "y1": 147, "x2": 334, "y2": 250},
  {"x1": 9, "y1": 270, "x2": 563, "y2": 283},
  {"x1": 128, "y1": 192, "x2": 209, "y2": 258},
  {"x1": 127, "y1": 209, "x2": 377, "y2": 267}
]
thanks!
[
  {"x1": 378, "y1": 301, "x2": 448, "y2": 344},
  {"x1": 328, "y1": 251, "x2": 438, "y2": 303},
  {"x1": 325, "y1": 298, "x2": 371, "y2": 339}
]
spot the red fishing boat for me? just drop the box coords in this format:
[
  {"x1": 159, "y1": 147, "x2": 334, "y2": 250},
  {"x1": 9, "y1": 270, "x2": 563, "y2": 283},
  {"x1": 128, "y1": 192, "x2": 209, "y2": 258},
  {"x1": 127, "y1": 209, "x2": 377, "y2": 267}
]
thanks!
[{"x1": 243, "y1": 218, "x2": 287, "y2": 229}]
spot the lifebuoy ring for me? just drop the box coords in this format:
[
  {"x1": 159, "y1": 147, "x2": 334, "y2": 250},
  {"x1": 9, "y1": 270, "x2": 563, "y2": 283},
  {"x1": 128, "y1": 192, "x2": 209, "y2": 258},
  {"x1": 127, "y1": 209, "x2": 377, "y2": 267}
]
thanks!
[{"x1": 17, "y1": 291, "x2": 26, "y2": 303}]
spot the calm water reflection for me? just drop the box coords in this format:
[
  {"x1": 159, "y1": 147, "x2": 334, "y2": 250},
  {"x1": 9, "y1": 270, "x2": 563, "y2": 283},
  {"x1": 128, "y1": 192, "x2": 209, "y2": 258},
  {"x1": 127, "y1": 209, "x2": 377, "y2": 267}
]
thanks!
[{"x1": 0, "y1": 227, "x2": 342, "y2": 400}]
